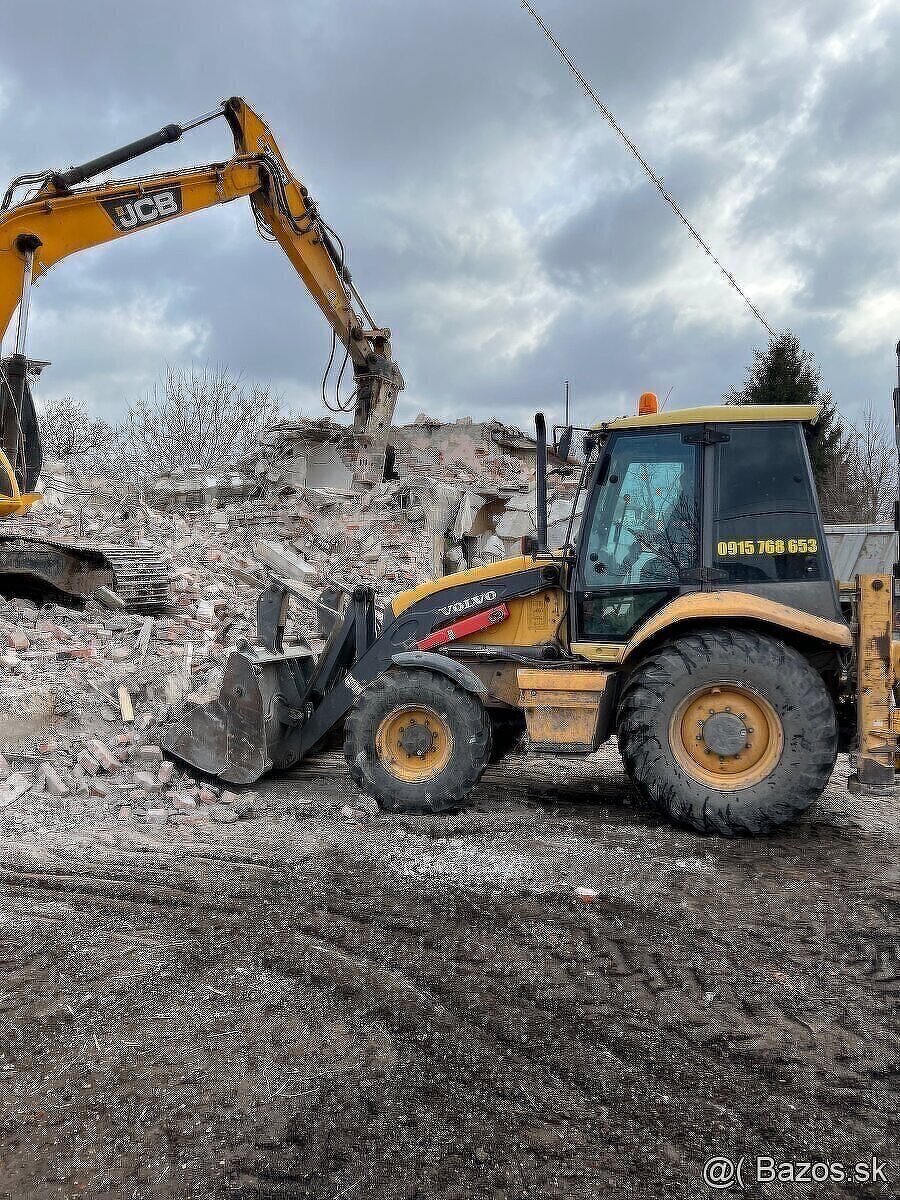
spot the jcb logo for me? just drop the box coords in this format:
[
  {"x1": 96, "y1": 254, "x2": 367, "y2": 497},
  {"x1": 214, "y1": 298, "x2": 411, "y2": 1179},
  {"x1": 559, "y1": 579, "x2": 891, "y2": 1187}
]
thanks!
[{"x1": 100, "y1": 185, "x2": 183, "y2": 232}]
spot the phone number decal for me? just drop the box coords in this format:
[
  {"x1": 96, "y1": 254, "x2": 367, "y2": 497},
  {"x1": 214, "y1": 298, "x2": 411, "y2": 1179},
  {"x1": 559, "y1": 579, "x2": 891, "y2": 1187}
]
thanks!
[{"x1": 717, "y1": 538, "x2": 819, "y2": 557}]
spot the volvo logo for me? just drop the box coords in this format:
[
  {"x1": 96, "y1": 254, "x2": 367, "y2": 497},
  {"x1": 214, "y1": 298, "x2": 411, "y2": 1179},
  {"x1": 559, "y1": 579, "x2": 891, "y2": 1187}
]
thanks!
[
  {"x1": 437, "y1": 590, "x2": 498, "y2": 618},
  {"x1": 100, "y1": 185, "x2": 183, "y2": 232}
]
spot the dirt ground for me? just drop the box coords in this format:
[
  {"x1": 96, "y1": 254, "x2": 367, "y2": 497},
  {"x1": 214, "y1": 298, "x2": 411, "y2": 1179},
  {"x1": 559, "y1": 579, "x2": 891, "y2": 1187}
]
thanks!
[{"x1": 0, "y1": 746, "x2": 897, "y2": 1199}]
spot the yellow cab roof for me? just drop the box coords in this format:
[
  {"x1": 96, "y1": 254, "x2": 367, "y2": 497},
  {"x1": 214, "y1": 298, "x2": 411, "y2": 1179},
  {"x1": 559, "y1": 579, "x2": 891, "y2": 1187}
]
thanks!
[{"x1": 594, "y1": 403, "x2": 821, "y2": 432}]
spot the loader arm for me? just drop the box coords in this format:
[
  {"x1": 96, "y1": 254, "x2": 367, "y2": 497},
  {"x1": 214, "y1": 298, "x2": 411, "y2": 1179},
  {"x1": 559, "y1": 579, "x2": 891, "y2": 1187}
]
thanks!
[{"x1": 0, "y1": 96, "x2": 401, "y2": 495}]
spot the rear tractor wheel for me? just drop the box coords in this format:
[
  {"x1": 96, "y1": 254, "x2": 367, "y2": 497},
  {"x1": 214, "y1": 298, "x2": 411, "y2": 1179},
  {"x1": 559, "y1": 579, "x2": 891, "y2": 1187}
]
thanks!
[
  {"x1": 617, "y1": 627, "x2": 838, "y2": 836},
  {"x1": 344, "y1": 668, "x2": 492, "y2": 814}
]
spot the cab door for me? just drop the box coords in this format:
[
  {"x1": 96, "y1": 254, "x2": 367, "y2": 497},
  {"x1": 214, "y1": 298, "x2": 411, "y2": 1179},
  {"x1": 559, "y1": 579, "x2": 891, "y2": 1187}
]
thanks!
[
  {"x1": 709, "y1": 421, "x2": 842, "y2": 622},
  {"x1": 572, "y1": 428, "x2": 702, "y2": 646}
]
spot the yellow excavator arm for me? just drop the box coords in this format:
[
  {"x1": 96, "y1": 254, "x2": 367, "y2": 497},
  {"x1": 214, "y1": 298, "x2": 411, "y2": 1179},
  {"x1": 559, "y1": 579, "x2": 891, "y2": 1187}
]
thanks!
[{"x1": 0, "y1": 96, "x2": 401, "y2": 505}]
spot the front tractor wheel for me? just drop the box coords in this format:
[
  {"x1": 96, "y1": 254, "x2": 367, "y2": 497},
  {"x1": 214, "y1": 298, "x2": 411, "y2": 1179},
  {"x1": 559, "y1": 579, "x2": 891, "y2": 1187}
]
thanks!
[
  {"x1": 344, "y1": 669, "x2": 492, "y2": 814},
  {"x1": 617, "y1": 627, "x2": 838, "y2": 836}
]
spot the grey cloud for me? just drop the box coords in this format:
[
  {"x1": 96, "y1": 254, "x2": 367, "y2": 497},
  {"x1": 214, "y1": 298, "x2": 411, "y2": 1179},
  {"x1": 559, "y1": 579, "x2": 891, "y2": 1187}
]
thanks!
[{"x1": 1, "y1": 0, "x2": 898, "y2": 435}]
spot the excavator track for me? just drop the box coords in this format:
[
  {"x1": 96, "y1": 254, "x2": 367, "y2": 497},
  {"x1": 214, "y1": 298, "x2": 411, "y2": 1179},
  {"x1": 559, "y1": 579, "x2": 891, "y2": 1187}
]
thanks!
[{"x1": 0, "y1": 531, "x2": 170, "y2": 612}]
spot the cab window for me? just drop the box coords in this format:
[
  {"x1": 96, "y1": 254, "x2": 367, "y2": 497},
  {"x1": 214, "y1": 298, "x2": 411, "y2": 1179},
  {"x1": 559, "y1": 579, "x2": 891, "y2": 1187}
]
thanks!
[
  {"x1": 713, "y1": 424, "x2": 827, "y2": 584},
  {"x1": 578, "y1": 430, "x2": 699, "y2": 641},
  {"x1": 583, "y1": 431, "x2": 699, "y2": 587}
]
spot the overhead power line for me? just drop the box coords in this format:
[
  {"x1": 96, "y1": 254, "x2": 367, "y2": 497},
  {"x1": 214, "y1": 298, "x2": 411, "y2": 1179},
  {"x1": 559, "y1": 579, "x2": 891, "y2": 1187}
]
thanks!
[{"x1": 520, "y1": 0, "x2": 776, "y2": 338}]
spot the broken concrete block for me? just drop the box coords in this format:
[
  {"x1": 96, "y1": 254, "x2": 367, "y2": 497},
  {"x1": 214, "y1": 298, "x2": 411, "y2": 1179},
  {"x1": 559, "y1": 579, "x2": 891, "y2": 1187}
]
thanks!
[
  {"x1": 208, "y1": 803, "x2": 238, "y2": 824},
  {"x1": 0, "y1": 773, "x2": 32, "y2": 806},
  {"x1": 6, "y1": 631, "x2": 30, "y2": 651},
  {"x1": 132, "y1": 771, "x2": 161, "y2": 791},
  {"x1": 77, "y1": 751, "x2": 101, "y2": 776},
  {"x1": 107, "y1": 646, "x2": 132, "y2": 662},
  {"x1": 39, "y1": 764, "x2": 69, "y2": 798},
  {"x1": 157, "y1": 760, "x2": 175, "y2": 786},
  {"x1": 136, "y1": 616, "x2": 154, "y2": 659},
  {"x1": 232, "y1": 792, "x2": 257, "y2": 818},
  {"x1": 138, "y1": 745, "x2": 163, "y2": 761},
  {"x1": 163, "y1": 674, "x2": 188, "y2": 707},
  {"x1": 86, "y1": 739, "x2": 120, "y2": 773},
  {"x1": 95, "y1": 586, "x2": 126, "y2": 610},
  {"x1": 118, "y1": 687, "x2": 134, "y2": 724}
]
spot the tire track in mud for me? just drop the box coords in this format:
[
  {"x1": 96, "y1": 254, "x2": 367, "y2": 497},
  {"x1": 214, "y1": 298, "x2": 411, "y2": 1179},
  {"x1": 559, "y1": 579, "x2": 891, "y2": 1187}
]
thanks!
[
  {"x1": 222, "y1": 843, "x2": 900, "y2": 1198},
  {"x1": 0, "y1": 753, "x2": 898, "y2": 1199}
]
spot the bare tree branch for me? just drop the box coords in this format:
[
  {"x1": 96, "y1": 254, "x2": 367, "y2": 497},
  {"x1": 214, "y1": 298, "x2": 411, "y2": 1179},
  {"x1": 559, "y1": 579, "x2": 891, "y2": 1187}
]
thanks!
[
  {"x1": 112, "y1": 364, "x2": 280, "y2": 483},
  {"x1": 37, "y1": 395, "x2": 117, "y2": 474},
  {"x1": 819, "y1": 400, "x2": 897, "y2": 523}
]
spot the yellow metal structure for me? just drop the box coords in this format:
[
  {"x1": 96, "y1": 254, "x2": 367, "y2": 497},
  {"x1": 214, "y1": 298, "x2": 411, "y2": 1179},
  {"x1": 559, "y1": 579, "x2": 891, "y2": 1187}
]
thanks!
[
  {"x1": 471, "y1": 589, "x2": 565, "y2": 648},
  {"x1": 375, "y1": 705, "x2": 453, "y2": 783},
  {"x1": 391, "y1": 555, "x2": 540, "y2": 617},
  {"x1": 850, "y1": 573, "x2": 897, "y2": 791},
  {"x1": 594, "y1": 403, "x2": 821, "y2": 432},
  {"x1": 571, "y1": 589, "x2": 853, "y2": 664},
  {"x1": 0, "y1": 447, "x2": 40, "y2": 517},
  {"x1": 0, "y1": 99, "x2": 374, "y2": 371},
  {"x1": 518, "y1": 667, "x2": 614, "y2": 752},
  {"x1": 669, "y1": 683, "x2": 784, "y2": 790},
  {"x1": 0, "y1": 97, "x2": 401, "y2": 496}
]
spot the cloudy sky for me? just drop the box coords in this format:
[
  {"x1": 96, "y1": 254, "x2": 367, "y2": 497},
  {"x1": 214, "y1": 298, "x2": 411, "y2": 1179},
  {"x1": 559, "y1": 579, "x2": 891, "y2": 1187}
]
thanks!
[{"x1": 1, "y1": 0, "x2": 899, "y2": 434}]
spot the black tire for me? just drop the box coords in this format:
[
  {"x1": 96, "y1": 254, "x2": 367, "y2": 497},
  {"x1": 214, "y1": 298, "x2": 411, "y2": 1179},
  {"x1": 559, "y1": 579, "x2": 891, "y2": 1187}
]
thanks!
[
  {"x1": 344, "y1": 668, "x2": 492, "y2": 814},
  {"x1": 617, "y1": 627, "x2": 838, "y2": 836}
]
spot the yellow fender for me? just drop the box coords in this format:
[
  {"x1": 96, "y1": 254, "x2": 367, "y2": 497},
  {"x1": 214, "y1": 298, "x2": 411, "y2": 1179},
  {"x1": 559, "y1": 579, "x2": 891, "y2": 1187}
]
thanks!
[{"x1": 572, "y1": 590, "x2": 853, "y2": 665}]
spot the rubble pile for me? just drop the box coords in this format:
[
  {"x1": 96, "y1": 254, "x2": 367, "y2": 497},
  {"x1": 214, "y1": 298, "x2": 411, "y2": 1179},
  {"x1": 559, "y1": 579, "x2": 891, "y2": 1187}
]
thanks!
[
  {"x1": 241, "y1": 411, "x2": 581, "y2": 588},
  {"x1": 0, "y1": 410, "x2": 584, "y2": 825},
  {"x1": 0, "y1": 562, "x2": 266, "y2": 829}
]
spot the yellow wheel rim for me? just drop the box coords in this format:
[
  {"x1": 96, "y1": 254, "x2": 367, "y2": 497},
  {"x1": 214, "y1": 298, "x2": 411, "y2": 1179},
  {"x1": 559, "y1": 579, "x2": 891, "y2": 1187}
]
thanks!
[
  {"x1": 375, "y1": 705, "x2": 453, "y2": 783},
  {"x1": 669, "y1": 683, "x2": 783, "y2": 791}
]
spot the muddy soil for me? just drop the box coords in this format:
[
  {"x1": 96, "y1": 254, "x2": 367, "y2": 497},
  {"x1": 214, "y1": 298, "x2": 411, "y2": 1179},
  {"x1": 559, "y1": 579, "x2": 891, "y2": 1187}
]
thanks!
[{"x1": 0, "y1": 748, "x2": 897, "y2": 1199}]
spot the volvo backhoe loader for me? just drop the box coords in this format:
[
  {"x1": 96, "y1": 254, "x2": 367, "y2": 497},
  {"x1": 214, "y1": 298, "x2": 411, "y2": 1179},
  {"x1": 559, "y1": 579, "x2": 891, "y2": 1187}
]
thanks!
[
  {"x1": 166, "y1": 372, "x2": 900, "y2": 836},
  {"x1": 0, "y1": 97, "x2": 401, "y2": 608}
]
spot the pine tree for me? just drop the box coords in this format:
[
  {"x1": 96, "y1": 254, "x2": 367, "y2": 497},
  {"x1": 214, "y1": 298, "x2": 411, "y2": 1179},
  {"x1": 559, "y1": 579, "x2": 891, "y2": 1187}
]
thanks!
[{"x1": 725, "y1": 330, "x2": 847, "y2": 490}]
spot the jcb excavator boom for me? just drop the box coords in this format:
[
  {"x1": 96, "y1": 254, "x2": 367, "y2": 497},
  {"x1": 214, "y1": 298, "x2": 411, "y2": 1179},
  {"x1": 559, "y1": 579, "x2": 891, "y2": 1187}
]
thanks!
[{"x1": 0, "y1": 96, "x2": 402, "y2": 500}]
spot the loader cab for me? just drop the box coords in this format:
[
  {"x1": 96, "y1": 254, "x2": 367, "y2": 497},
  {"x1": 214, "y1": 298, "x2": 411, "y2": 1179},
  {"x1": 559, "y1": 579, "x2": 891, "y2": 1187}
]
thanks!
[{"x1": 570, "y1": 407, "x2": 841, "y2": 647}]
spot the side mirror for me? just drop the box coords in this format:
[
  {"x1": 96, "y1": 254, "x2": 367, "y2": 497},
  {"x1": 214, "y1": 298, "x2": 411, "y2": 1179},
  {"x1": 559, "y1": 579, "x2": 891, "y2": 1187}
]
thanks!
[
  {"x1": 521, "y1": 535, "x2": 538, "y2": 556},
  {"x1": 556, "y1": 426, "x2": 574, "y2": 462}
]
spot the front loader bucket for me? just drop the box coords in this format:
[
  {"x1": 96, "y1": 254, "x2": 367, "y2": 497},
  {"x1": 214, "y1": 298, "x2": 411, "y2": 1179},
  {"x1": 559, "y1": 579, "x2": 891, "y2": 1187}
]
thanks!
[
  {"x1": 166, "y1": 581, "x2": 376, "y2": 788},
  {"x1": 164, "y1": 651, "x2": 274, "y2": 786}
]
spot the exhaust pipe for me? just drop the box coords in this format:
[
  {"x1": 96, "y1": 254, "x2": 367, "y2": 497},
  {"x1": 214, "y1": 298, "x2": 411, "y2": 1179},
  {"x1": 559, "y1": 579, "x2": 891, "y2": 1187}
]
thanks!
[{"x1": 534, "y1": 412, "x2": 548, "y2": 553}]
